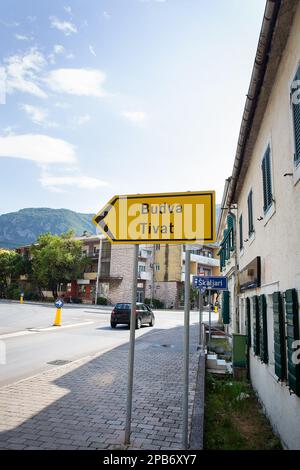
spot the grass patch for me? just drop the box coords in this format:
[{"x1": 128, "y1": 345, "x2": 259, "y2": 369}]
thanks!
[{"x1": 204, "y1": 373, "x2": 282, "y2": 450}]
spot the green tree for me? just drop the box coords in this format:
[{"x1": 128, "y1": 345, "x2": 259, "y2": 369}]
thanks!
[
  {"x1": 30, "y1": 231, "x2": 86, "y2": 298},
  {"x1": 0, "y1": 249, "x2": 24, "y2": 296}
]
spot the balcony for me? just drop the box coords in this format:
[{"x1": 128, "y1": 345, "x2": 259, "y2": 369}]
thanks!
[
  {"x1": 182, "y1": 252, "x2": 219, "y2": 267},
  {"x1": 138, "y1": 271, "x2": 152, "y2": 281},
  {"x1": 83, "y1": 272, "x2": 97, "y2": 281},
  {"x1": 139, "y1": 248, "x2": 152, "y2": 259}
]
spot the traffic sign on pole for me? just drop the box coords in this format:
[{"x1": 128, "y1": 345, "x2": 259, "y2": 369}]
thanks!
[
  {"x1": 193, "y1": 276, "x2": 228, "y2": 290},
  {"x1": 92, "y1": 191, "x2": 216, "y2": 244},
  {"x1": 92, "y1": 190, "x2": 216, "y2": 448}
]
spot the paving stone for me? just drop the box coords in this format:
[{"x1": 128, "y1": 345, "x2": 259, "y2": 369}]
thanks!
[{"x1": 0, "y1": 324, "x2": 201, "y2": 450}]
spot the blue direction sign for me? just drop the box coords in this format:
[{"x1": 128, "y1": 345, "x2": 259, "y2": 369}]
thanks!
[
  {"x1": 55, "y1": 298, "x2": 64, "y2": 309},
  {"x1": 193, "y1": 276, "x2": 228, "y2": 290}
]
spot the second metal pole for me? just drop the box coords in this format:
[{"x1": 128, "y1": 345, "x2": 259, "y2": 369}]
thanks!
[
  {"x1": 199, "y1": 290, "x2": 203, "y2": 349},
  {"x1": 124, "y1": 244, "x2": 139, "y2": 445},
  {"x1": 182, "y1": 246, "x2": 190, "y2": 450},
  {"x1": 208, "y1": 289, "x2": 212, "y2": 352}
]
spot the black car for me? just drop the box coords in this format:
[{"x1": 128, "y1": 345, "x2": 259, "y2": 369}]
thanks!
[{"x1": 110, "y1": 302, "x2": 155, "y2": 329}]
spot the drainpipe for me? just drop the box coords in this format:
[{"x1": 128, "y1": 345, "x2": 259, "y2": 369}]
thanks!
[{"x1": 228, "y1": 209, "x2": 239, "y2": 334}]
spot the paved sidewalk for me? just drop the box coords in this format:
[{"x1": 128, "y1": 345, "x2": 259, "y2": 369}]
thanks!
[{"x1": 0, "y1": 324, "x2": 201, "y2": 450}]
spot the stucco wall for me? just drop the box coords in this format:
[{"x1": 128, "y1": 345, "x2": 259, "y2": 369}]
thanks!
[
  {"x1": 236, "y1": 3, "x2": 300, "y2": 292},
  {"x1": 236, "y1": 3, "x2": 300, "y2": 449}
]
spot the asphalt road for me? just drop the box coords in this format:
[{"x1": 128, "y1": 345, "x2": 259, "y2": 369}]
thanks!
[{"x1": 0, "y1": 301, "x2": 218, "y2": 387}]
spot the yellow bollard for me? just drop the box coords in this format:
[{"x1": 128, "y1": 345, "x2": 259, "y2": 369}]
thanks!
[
  {"x1": 20, "y1": 295, "x2": 24, "y2": 304},
  {"x1": 53, "y1": 307, "x2": 62, "y2": 326},
  {"x1": 214, "y1": 305, "x2": 218, "y2": 313}
]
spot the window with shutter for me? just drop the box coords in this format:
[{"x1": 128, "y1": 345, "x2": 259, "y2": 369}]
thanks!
[
  {"x1": 261, "y1": 146, "x2": 273, "y2": 213},
  {"x1": 285, "y1": 289, "x2": 300, "y2": 396},
  {"x1": 291, "y1": 65, "x2": 300, "y2": 165},
  {"x1": 247, "y1": 190, "x2": 254, "y2": 236},
  {"x1": 222, "y1": 291, "x2": 230, "y2": 325},
  {"x1": 239, "y1": 215, "x2": 243, "y2": 251},
  {"x1": 246, "y1": 297, "x2": 251, "y2": 347},
  {"x1": 273, "y1": 291, "x2": 286, "y2": 381},
  {"x1": 259, "y1": 294, "x2": 268, "y2": 364},
  {"x1": 252, "y1": 296, "x2": 260, "y2": 356}
]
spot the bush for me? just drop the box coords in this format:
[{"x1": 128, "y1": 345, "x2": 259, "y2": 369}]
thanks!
[
  {"x1": 6, "y1": 284, "x2": 20, "y2": 300},
  {"x1": 144, "y1": 298, "x2": 164, "y2": 309},
  {"x1": 97, "y1": 296, "x2": 108, "y2": 305}
]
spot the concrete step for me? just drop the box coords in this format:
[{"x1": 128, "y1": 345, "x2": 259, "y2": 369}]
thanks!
[{"x1": 207, "y1": 354, "x2": 232, "y2": 372}]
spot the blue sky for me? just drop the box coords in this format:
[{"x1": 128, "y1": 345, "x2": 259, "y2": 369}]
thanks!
[{"x1": 0, "y1": 0, "x2": 265, "y2": 215}]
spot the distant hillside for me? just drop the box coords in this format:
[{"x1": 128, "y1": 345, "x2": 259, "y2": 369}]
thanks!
[{"x1": 0, "y1": 208, "x2": 96, "y2": 249}]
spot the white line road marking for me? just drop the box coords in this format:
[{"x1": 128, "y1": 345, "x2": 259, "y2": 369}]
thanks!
[{"x1": 0, "y1": 321, "x2": 95, "y2": 340}]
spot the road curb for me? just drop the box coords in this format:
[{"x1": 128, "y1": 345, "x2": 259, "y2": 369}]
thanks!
[{"x1": 189, "y1": 350, "x2": 206, "y2": 450}]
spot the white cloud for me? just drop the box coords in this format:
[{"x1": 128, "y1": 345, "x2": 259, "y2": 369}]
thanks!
[
  {"x1": 49, "y1": 16, "x2": 77, "y2": 36},
  {"x1": 0, "y1": 20, "x2": 20, "y2": 27},
  {"x1": 73, "y1": 114, "x2": 91, "y2": 126},
  {"x1": 0, "y1": 134, "x2": 76, "y2": 164},
  {"x1": 89, "y1": 45, "x2": 96, "y2": 57},
  {"x1": 2, "y1": 126, "x2": 17, "y2": 136},
  {"x1": 46, "y1": 68, "x2": 106, "y2": 97},
  {"x1": 21, "y1": 104, "x2": 57, "y2": 127},
  {"x1": 39, "y1": 175, "x2": 108, "y2": 190},
  {"x1": 4, "y1": 48, "x2": 47, "y2": 98},
  {"x1": 54, "y1": 44, "x2": 65, "y2": 55},
  {"x1": 121, "y1": 111, "x2": 147, "y2": 124},
  {"x1": 15, "y1": 33, "x2": 34, "y2": 41}
]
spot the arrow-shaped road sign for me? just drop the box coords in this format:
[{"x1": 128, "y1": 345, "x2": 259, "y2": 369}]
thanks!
[{"x1": 93, "y1": 191, "x2": 215, "y2": 244}]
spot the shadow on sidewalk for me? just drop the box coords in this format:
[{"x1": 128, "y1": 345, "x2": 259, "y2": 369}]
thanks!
[{"x1": 0, "y1": 323, "x2": 200, "y2": 450}]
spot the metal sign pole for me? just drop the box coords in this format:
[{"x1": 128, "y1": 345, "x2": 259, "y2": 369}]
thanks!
[
  {"x1": 208, "y1": 289, "x2": 212, "y2": 351},
  {"x1": 199, "y1": 290, "x2": 203, "y2": 349},
  {"x1": 182, "y1": 246, "x2": 190, "y2": 450},
  {"x1": 95, "y1": 237, "x2": 103, "y2": 305},
  {"x1": 124, "y1": 244, "x2": 139, "y2": 445}
]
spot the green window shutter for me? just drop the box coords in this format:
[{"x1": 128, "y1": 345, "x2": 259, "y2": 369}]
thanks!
[
  {"x1": 222, "y1": 291, "x2": 230, "y2": 325},
  {"x1": 239, "y1": 215, "x2": 243, "y2": 251},
  {"x1": 246, "y1": 297, "x2": 251, "y2": 347},
  {"x1": 261, "y1": 146, "x2": 273, "y2": 212},
  {"x1": 273, "y1": 291, "x2": 287, "y2": 381},
  {"x1": 291, "y1": 65, "x2": 300, "y2": 165},
  {"x1": 285, "y1": 289, "x2": 300, "y2": 396},
  {"x1": 247, "y1": 190, "x2": 254, "y2": 236},
  {"x1": 259, "y1": 294, "x2": 268, "y2": 364},
  {"x1": 252, "y1": 296, "x2": 260, "y2": 356}
]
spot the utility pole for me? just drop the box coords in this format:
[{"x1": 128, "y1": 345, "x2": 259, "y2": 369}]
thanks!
[
  {"x1": 124, "y1": 244, "x2": 139, "y2": 445},
  {"x1": 182, "y1": 246, "x2": 190, "y2": 449},
  {"x1": 95, "y1": 237, "x2": 103, "y2": 305},
  {"x1": 151, "y1": 244, "x2": 155, "y2": 307}
]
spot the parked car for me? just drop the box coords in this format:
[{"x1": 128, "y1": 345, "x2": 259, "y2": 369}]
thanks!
[{"x1": 110, "y1": 302, "x2": 155, "y2": 329}]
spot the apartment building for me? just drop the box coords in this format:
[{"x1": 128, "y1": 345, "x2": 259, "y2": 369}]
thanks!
[
  {"x1": 68, "y1": 235, "x2": 153, "y2": 304},
  {"x1": 153, "y1": 243, "x2": 220, "y2": 308},
  {"x1": 218, "y1": 0, "x2": 300, "y2": 449}
]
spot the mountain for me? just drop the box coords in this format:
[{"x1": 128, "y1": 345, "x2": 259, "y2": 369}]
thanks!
[
  {"x1": 0, "y1": 208, "x2": 96, "y2": 249},
  {"x1": 0, "y1": 204, "x2": 222, "y2": 249}
]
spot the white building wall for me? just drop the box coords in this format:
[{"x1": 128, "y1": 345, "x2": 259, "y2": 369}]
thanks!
[{"x1": 236, "y1": 4, "x2": 300, "y2": 449}]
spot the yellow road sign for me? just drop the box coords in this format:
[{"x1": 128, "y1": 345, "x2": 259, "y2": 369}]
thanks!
[{"x1": 92, "y1": 191, "x2": 215, "y2": 244}]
